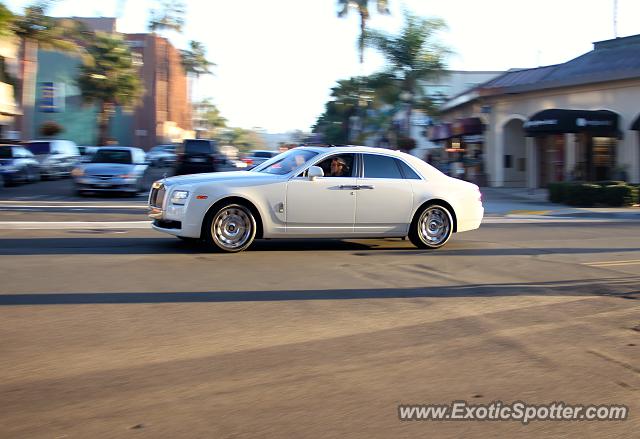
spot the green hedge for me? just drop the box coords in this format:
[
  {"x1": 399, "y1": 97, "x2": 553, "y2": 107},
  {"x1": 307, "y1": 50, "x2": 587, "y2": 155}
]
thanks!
[{"x1": 547, "y1": 182, "x2": 639, "y2": 207}]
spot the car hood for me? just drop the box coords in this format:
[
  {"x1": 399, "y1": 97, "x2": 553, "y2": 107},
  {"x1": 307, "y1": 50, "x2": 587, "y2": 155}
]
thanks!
[
  {"x1": 83, "y1": 163, "x2": 136, "y2": 175},
  {"x1": 164, "y1": 171, "x2": 280, "y2": 186}
]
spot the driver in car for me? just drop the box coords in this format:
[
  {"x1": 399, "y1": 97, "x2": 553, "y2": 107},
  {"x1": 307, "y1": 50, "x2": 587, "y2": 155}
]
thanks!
[{"x1": 329, "y1": 157, "x2": 349, "y2": 177}]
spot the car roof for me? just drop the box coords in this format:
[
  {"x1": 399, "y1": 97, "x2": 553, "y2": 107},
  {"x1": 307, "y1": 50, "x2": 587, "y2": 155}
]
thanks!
[{"x1": 296, "y1": 145, "x2": 446, "y2": 180}]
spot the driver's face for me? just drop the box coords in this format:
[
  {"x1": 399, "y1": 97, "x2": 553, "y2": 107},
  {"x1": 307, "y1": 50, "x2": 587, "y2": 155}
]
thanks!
[{"x1": 331, "y1": 159, "x2": 344, "y2": 175}]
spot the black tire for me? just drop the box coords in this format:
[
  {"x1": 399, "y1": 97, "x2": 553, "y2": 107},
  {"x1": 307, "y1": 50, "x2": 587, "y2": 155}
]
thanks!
[
  {"x1": 408, "y1": 204, "x2": 453, "y2": 249},
  {"x1": 28, "y1": 167, "x2": 41, "y2": 183},
  {"x1": 203, "y1": 203, "x2": 256, "y2": 253}
]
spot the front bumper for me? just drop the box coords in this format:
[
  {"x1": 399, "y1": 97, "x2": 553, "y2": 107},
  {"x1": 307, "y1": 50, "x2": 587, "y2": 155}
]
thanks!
[
  {"x1": 148, "y1": 183, "x2": 201, "y2": 238},
  {"x1": 75, "y1": 176, "x2": 140, "y2": 192}
]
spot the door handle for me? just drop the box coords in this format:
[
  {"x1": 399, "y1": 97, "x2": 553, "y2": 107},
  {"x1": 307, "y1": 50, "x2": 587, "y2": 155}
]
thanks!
[
  {"x1": 357, "y1": 185, "x2": 375, "y2": 190},
  {"x1": 338, "y1": 185, "x2": 358, "y2": 190}
]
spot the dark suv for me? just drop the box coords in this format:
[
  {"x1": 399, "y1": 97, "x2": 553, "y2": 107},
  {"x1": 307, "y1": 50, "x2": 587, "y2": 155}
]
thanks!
[{"x1": 174, "y1": 139, "x2": 221, "y2": 175}]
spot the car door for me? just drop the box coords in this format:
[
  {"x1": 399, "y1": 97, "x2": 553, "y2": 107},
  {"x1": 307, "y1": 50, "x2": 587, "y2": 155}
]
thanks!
[
  {"x1": 354, "y1": 153, "x2": 415, "y2": 236},
  {"x1": 285, "y1": 153, "x2": 357, "y2": 236}
]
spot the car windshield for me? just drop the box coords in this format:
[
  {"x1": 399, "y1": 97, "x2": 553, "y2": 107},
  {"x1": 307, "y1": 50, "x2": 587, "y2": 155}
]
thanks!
[
  {"x1": 252, "y1": 149, "x2": 318, "y2": 175},
  {"x1": 184, "y1": 140, "x2": 212, "y2": 154},
  {"x1": 91, "y1": 149, "x2": 133, "y2": 164},
  {"x1": 26, "y1": 141, "x2": 51, "y2": 155}
]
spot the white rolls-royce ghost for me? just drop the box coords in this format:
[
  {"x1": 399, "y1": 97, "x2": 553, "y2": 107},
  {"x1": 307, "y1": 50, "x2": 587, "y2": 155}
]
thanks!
[{"x1": 148, "y1": 146, "x2": 484, "y2": 252}]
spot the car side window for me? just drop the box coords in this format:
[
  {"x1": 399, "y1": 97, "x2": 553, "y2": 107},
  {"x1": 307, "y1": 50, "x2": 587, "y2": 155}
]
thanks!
[
  {"x1": 396, "y1": 159, "x2": 422, "y2": 180},
  {"x1": 362, "y1": 154, "x2": 403, "y2": 179},
  {"x1": 314, "y1": 154, "x2": 355, "y2": 177}
]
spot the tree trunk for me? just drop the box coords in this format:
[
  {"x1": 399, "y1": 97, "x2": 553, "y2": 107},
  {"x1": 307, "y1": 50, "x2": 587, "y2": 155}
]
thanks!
[
  {"x1": 97, "y1": 101, "x2": 114, "y2": 146},
  {"x1": 18, "y1": 38, "x2": 38, "y2": 141},
  {"x1": 359, "y1": 15, "x2": 366, "y2": 64}
]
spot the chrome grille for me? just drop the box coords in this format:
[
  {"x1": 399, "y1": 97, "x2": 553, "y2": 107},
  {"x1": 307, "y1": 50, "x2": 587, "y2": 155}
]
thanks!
[{"x1": 149, "y1": 183, "x2": 166, "y2": 209}]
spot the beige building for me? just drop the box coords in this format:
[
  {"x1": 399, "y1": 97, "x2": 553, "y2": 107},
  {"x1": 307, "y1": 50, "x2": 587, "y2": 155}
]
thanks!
[
  {"x1": 433, "y1": 34, "x2": 640, "y2": 187},
  {"x1": 0, "y1": 36, "x2": 20, "y2": 140}
]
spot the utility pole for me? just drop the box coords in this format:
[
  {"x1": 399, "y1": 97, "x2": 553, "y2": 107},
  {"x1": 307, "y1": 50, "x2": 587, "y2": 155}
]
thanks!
[{"x1": 613, "y1": 0, "x2": 618, "y2": 38}]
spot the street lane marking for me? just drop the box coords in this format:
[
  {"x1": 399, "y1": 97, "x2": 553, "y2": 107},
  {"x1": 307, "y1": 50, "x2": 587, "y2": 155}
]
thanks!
[
  {"x1": 584, "y1": 259, "x2": 640, "y2": 267},
  {"x1": 483, "y1": 217, "x2": 614, "y2": 224},
  {"x1": 0, "y1": 221, "x2": 152, "y2": 230}
]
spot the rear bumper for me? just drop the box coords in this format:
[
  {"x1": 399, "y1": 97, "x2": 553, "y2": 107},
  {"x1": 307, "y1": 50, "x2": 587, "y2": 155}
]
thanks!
[{"x1": 457, "y1": 203, "x2": 484, "y2": 233}]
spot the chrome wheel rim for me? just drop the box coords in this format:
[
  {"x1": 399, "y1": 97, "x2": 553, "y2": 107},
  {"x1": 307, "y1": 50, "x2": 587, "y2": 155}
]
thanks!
[
  {"x1": 418, "y1": 207, "x2": 450, "y2": 246},
  {"x1": 212, "y1": 205, "x2": 252, "y2": 250}
]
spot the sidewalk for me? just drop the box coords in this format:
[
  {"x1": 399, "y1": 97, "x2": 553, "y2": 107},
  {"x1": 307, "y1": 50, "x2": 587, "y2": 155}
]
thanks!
[{"x1": 481, "y1": 187, "x2": 640, "y2": 218}]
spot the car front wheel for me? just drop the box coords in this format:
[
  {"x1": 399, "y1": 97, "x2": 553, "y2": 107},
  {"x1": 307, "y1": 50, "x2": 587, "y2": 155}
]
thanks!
[
  {"x1": 409, "y1": 204, "x2": 453, "y2": 249},
  {"x1": 205, "y1": 203, "x2": 256, "y2": 252}
]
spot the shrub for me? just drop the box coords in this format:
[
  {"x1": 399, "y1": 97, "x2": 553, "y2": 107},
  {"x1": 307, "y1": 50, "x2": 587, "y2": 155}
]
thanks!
[
  {"x1": 550, "y1": 182, "x2": 638, "y2": 207},
  {"x1": 39, "y1": 121, "x2": 63, "y2": 137},
  {"x1": 548, "y1": 182, "x2": 569, "y2": 203}
]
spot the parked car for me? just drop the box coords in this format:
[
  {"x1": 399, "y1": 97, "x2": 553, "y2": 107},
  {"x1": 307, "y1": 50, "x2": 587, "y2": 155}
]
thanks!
[
  {"x1": 77, "y1": 146, "x2": 99, "y2": 162},
  {"x1": 174, "y1": 139, "x2": 222, "y2": 175},
  {"x1": 242, "y1": 150, "x2": 278, "y2": 168},
  {"x1": 148, "y1": 146, "x2": 484, "y2": 252},
  {"x1": 71, "y1": 146, "x2": 149, "y2": 196},
  {"x1": 24, "y1": 139, "x2": 80, "y2": 179},
  {"x1": 146, "y1": 144, "x2": 177, "y2": 167},
  {"x1": 0, "y1": 144, "x2": 41, "y2": 186}
]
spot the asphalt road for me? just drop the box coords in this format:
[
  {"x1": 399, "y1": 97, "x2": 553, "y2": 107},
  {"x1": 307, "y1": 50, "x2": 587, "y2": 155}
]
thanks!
[{"x1": 1, "y1": 178, "x2": 639, "y2": 438}]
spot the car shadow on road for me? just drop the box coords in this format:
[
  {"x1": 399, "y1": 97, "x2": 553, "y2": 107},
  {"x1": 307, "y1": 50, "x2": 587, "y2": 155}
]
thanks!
[
  {"x1": 0, "y1": 236, "x2": 639, "y2": 256},
  {"x1": 1, "y1": 278, "x2": 638, "y2": 306},
  {"x1": 0, "y1": 237, "x2": 405, "y2": 254}
]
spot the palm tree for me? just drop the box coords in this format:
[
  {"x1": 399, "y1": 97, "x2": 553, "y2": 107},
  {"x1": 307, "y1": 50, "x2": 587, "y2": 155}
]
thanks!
[
  {"x1": 180, "y1": 40, "x2": 215, "y2": 102},
  {"x1": 365, "y1": 10, "x2": 450, "y2": 141},
  {"x1": 12, "y1": 1, "x2": 82, "y2": 139},
  {"x1": 147, "y1": 0, "x2": 185, "y2": 34},
  {"x1": 193, "y1": 98, "x2": 226, "y2": 137},
  {"x1": 77, "y1": 32, "x2": 144, "y2": 145},
  {"x1": 337, "y1": 0, "x2": 390, "y2": 63},
  {"x1": 0, "y1": 3, "x2": 14, "y2": 38}
]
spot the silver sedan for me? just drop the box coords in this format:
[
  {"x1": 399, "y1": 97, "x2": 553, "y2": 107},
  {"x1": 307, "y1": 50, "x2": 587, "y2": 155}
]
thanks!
[{"x1": 72, "y1": 147, "x2": 149, "y2": 196}]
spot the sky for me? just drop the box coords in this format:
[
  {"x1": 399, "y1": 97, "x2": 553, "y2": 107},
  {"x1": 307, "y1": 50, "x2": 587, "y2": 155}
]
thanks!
[{"x1": 5, "y1": 0, "x2": 640, "y2": 133}]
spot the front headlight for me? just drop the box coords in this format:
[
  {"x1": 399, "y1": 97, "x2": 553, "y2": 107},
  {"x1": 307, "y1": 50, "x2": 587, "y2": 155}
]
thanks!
[{"x1": 170, "y1": 190, "x2": 189, "y2": 205}]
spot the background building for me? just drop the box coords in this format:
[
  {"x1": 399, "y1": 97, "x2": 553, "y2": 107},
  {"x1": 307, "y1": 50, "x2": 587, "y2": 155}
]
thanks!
[
  {"x1": 126, "y1": 33, "x2": 193, "y2": 150},
  {"x1": 435, "y1": 34, "x2": 640, "y2": 187},
  {"x1": 18, "y1": 17, "x2": 192, "y2": 149},
  {"x1": 0, "y1": 36, "x2": 20, "y2": 140}
]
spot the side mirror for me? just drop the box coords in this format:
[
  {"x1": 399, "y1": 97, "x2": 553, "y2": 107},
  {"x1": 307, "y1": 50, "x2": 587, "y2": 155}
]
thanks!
[{"x1": 308, "y1": 166, "x2": 324, "y2": 181}]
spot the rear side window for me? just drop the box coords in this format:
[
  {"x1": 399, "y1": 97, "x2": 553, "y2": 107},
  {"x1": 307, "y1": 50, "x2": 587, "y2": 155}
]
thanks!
[
  {"x1": 0, "y1": 147, "x2": 13, "y2": 158},
  {"x1": 183, "y1": 140, "x2": 213, "y2": 154},
  {"x1": 362, "y1": 154, "x2": 403, "y2": 179},
  {"x1": 396, "y1": 159, "x2": 422, "y2": 179},
  {"x1": 26, "y1": 141, "x2": 51, "y2": 155}
]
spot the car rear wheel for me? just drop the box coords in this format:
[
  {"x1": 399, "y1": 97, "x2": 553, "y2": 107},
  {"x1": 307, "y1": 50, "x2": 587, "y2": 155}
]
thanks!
[
  {"x1": 409, "y1": 204, "x2": 453, "y2": 249},
  {"x1": 205, "y1": 203, "x2": 256, "y2": 252}
]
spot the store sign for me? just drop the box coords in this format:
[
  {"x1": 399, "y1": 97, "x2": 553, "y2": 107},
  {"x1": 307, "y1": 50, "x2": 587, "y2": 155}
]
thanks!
[
  {"x1": 575, "y1": 118, "x2": 613, "y2": 128},
  {"x1": 523, "y1": 119, "x2": 558, "y2": 128}
]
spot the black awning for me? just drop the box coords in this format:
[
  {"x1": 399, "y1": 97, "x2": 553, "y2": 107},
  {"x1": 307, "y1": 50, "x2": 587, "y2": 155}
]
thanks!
[
  {"x1": 452, "y1": 117, "x2": 485, "y2": 136},
  {"x1": 631, "y1": 114, "x2": 640, "y2": 130},
  {"x1": 524, "y1": 109, "x2": 619, "y2": 136}
]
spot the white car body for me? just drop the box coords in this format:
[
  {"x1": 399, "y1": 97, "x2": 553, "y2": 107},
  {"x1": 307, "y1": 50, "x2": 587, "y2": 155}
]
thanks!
[{"x1": 149, "y1": 146, "x2": 483, "y2": 246}]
